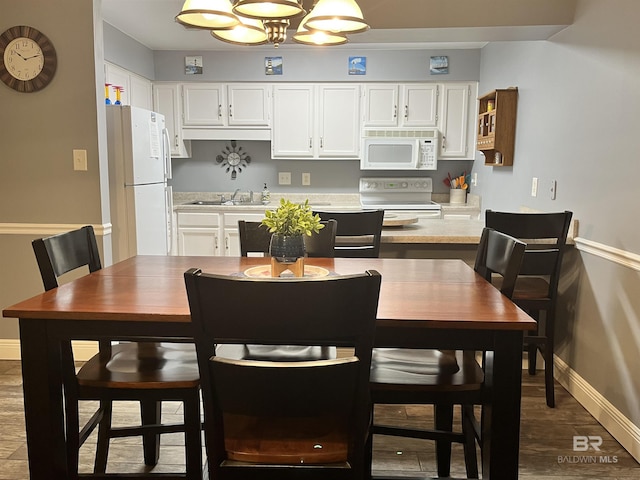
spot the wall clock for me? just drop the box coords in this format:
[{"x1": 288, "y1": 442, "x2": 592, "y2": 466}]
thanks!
[
  {"x1": 216, "y1": 141, "x2": 251, "y2": 179},
  {"x1": 0, "y1": 25, "x2": 57, "y2": 93}
]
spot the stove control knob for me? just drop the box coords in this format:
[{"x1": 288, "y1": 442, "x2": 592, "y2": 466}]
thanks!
[
  {"x1": 366, "y1": 182, "x2": 377, "y2": 189},
  {"x1": 401, "y1": 182, "x2": 408, "y2": 188}
]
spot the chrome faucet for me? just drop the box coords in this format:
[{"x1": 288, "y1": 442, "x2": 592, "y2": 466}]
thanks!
[{"x1": 231, "y1": 188, "x2": 241, "y2": 202}]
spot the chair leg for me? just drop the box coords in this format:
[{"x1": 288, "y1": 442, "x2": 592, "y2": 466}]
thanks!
[
  {"x1": 183, "y1": 390, "x2": 203, "y2": 480},
  {"x1": 461, "y1": 405, "x2": 479, "y2": 478},
  {"x1": 94, "y1": 400, "x2": 112, "y2": 473},
  {"x1": 434, "y1": 403, "x2": 453, "y2": 478},
  {"x1": 544, "y1": 311, "x2": 556, "y2": 408},
  {"x1": 141, "y1": 399, "x2": 162, "y2": 466},
  {"x1": 527, "y1": 311, "x2": 539, "y2": 375}
]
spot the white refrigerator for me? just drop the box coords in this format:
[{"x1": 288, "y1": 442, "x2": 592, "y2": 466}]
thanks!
[{"x1": 106, "y1": 105, "x2": 172, "y2": 263}]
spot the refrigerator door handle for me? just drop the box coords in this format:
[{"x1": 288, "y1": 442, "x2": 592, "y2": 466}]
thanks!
[
  {"x1": 165, "y1": 185, "x2": 173, "y2": 255},
  {"x1": 162, "y1": 127, "x2": 172, "y2": 180}
]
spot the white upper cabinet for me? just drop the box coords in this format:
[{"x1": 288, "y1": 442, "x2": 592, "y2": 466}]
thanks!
[
  {"x1": 363, "y1": 84, "x2": 438, "y2": 128},
  {"x1": 153, "y1": 83, "x2": 191, "y2": 158},
  {"x1": 272, "y1": 85, "x2": 315, "y2": 158},
  {"x1": 439, "y1": 82, "x2": 477, "y2": 160},
  {"x1": 227, "y1": 84, "x2": 271, "y2": 126},
  {"x1": 182, "y1": 83, "x2": 271, "y2": 128},
  {"x1": 272, "y1": 84, "x2": 360, "y2": 159},
  {"x1": 183, "y1": 83, "x2": 225, "y2": 126},
  {"x1": 104, "y1": 62, "x2": 152, "y2": 110}
]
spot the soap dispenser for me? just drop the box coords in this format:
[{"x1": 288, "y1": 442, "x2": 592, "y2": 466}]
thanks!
[{"x1": 261, "y1": 183, "x2": 271, "y2": 205}]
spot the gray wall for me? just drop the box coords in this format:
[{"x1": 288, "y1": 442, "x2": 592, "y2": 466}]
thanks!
[
  {"x1": 156, "y1": 48, "x2": 479, "y2": 194},
  {"x1": 473, "y1": 0, "x2": 640, "y2": 425},
  {"x1": 103, "y1": 21, "x2": 155, "y2": 80}
]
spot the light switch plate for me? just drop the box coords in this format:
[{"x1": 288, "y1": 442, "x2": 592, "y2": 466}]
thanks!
[
  {"x1": 302, "y1": 172, "x2": 311, "y2": 186},
  {"x1": 531, "y1": 177, "x2": 538, "y2": 197},
  {"x1": 550, "y1": 180, "x2": 557, "y2": 200},
  {"x1": 73, "y1": 149, "x2": 87, "y2": 171}
]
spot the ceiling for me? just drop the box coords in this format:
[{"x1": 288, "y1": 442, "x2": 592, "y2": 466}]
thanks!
[{"x1": 101, "y1": 0, "x2": 577, "y2": 51}]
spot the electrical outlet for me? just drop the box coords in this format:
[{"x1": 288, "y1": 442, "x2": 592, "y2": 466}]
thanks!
[
  {"x1": 471, "y1": 172, "x2": 478, "y2": 187},
  {"x1": 302, "y1": 172, "x2": 311, "y2": 186},
  {"x1": 278, "y1": 172, "x2": 291, "y2": 185},
  {"x1": 73, "y1": 149, "x2": 88, "y2": 171},
  {"x1": 550, "y1": 180, "x2": 557, "y2": 200},
  {"x1": 531, "y1": 177, "x2": 538, "y2": 197}
]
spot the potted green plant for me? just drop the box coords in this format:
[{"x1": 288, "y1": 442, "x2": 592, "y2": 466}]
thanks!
[{"x1": 261, "y1": 198, "x2": 324, "y2": 261}]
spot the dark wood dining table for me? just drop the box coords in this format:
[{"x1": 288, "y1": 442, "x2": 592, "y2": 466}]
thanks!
[{"x1": 3, "y1": 255, "x2": 535, "y2": 480}]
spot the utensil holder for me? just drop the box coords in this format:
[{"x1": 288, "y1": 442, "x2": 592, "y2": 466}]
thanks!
[{"x1": 449, "y1": 189, "x2": 467, "y2": 204}]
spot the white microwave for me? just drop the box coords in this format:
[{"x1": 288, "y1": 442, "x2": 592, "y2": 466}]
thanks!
[{"x1": 361, "y1": 129, "x2": 439, "y2": 170}]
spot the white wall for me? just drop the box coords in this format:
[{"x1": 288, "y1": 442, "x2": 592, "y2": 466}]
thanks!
[{"x1": 474, "y1": 0, "x2": 640, "y2": 455}]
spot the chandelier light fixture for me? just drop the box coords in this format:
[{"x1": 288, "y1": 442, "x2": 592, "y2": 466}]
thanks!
[{"x1": 176, "y1": 0, "x2": 369, "y2": 47}]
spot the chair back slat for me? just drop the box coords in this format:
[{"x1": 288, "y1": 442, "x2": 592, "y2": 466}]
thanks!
[
  {"x1": 32, "y1": 226, "x2": 101, "y2": 291},
  {"x1": 238, "y1": 220, "x2": 271, "y2": 257},
  {"x1": 474, "y1": 227, "x2": 526, "y2": 298},
  {"x1": 304, "y1": 219, "x2": 337, "y2": 257},
  {"x1": 315, "y1": 210, "x2": 384, "y2": 258}
]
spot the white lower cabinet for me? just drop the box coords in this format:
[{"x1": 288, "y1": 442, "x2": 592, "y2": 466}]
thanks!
[{"x1": 176, "y1": 210, "x2": 265, "y2": 257}]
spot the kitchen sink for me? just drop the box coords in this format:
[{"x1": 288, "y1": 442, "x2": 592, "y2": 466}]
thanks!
[{"x1": 187, "y1": 200, "x2": 225, "y2": 205}]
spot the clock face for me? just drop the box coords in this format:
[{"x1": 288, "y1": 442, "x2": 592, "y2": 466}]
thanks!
[
  {"x1": 215, "y1": 141, "x2": 251, "y2": 179},
  {"x1": 0, "y1": 25, "x2": 57, "y2": 92},
  {"x1": 4, "y1": 37, "x2": 44, "y2": 81}
]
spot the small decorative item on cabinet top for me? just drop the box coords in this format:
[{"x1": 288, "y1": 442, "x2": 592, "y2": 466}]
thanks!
[{"x1": 261, "y1": 199, "x2": 325, "y2": 277}]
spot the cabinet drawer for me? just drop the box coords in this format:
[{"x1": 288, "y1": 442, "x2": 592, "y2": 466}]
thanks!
[
  {"x1": 224, "y1": 213, "x2": 266, "y2": 227},
  {"x1": 177, "y1": 212, "x2": 220, "y2": 227}
]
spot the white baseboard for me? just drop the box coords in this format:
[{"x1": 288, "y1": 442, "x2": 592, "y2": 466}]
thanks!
[
  {"x1": 0, "y1": 339, "x2": 99, "y2": 362},
  {"x1": 554, "y1": 355, "x2": 640, "y2": 463}
]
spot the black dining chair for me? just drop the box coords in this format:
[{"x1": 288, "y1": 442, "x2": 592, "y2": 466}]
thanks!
[
  {"x1": 485, "y1": 209, "x2": 573, "y2": 407},
  {"x1": 315, "y1": 210, "x2": 384, "y2": 258},
  {"x1": 238, "y1": 219, "x2": 337, "y2": 258},
  {"x1": 369, "y1": 227, "x2": 526, "y2": 478},
  {"x1": 32, "y1": 226, "x2": 202, "y2": 479},
  {"x1": 184, "y1": 267, "x2": 382, "y2": 480}
]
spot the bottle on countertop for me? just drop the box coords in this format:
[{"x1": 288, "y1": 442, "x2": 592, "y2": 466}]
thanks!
[{"x1": 261, "y1": 183, "x2": 271, "y2": 205}]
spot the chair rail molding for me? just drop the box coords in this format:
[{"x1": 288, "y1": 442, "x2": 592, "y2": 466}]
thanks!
[
  {"x1": 574, "y1": 237, "x2": 640, "y2": 272},
  {"x1": 0, "y1": 223, "x2": 112, "y2": 236}
]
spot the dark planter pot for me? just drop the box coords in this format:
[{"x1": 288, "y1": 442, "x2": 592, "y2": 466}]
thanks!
[{"x1": 269, "y1": 234, "x2": 305, "y2": 262}]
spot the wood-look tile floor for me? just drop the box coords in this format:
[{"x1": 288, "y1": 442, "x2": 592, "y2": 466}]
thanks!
[{"x1": 0, "y1": 359, "x2": 637, "y2": 479}]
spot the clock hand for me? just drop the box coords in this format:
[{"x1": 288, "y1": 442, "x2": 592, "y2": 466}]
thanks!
[
  {"x1": 24, "y1": 54, "x2": 42, "y2": 60},
  {"x1": 13, "y1": 51, "x2": 26, "y2": 60}
]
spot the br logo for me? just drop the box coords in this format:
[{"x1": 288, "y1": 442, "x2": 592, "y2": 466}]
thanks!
[{"x1": 573, "y1": 435, "x2": 602, "y2": 452}]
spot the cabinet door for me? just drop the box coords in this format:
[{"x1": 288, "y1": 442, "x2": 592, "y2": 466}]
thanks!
[
  {"x1": 183, "y1": 84, "x2": 225, "y2": 126},
  {"x1": 153, "y1": 83, "x2": 191, "y2": 158},
  {"x1": 362, "y1": 84, "x2": 399, "y2": 127},
  {"x1": 439, "y1": 83, "x2": 476, "y2": 159},
  {"x1": 227, "y1": 84, "x2": 270, "y2": 126},
  {"x1": 129, "y1": 74, "x2": 152, "y2": 110},
  {"x1": 318, "y1": 84, "x2": 361, "y2": 157},
  {"x1": 401, "y1": 84, "x2": 438, "y2": 127},
  {"x1": 177, "y1": 228, "x2": 220, "y2": 256},
  {"x1": 272, "y1": 85, "x2": 314, "y2": 158}
]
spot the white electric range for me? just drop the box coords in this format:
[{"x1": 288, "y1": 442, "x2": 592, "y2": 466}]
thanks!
[{"x1": 359, "y1": 177, "x2": 442, "y2": 219}]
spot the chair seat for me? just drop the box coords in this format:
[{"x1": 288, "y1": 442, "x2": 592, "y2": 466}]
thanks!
[
  {"x1": 77, "y1": 342, "x2": 199, "y2": 389},
  {"x1": 370, "y1": 350, "x2": 482, "y2": 391},
  {"x1": 222, "y1": 413, "x2": 349, "y2": 464}
]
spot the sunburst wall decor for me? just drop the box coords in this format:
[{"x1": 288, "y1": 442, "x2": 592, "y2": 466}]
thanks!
[{"x1": 216, "y1": 141, "x2": 251, "y2": 179}]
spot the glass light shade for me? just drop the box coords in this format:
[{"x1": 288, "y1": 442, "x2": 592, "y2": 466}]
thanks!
[
  {"x1": 176, "y1": 0, "x2": 239, "y2": 30},
  {"x1": 233, "y1": 0, "x2": 305, "y2": 20},
  {"x1": 211, "y1": 16, "x2": 269, "y2": 45},
  {"x1": 303, "y1": 0, "x2": 369, "y2": 34},
  {"x1": 293, "y1": 15, "x2": 347, "y2": 45}
]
